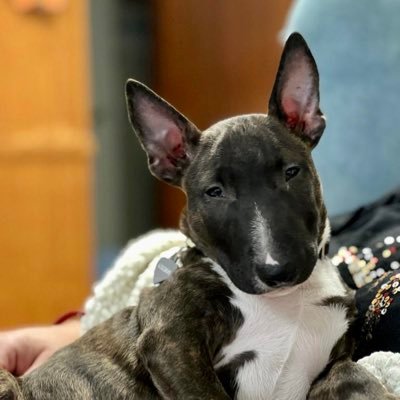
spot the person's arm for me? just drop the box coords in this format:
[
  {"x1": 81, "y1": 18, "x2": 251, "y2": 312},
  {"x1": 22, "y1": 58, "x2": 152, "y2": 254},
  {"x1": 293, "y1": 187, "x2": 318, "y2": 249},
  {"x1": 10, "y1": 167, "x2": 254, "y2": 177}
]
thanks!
[{"x1": 0, "y1": 319, "x2": 80, "y2": 376}]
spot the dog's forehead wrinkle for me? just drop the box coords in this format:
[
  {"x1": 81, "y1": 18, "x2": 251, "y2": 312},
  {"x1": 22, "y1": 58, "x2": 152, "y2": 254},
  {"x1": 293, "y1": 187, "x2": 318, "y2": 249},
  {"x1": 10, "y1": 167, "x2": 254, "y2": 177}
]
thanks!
[
  {"x1": 202, "y1": 114, "x2": 273, "y2": 150},
  {"x1": 201, "y1": 115, "x2": 312, "y2": 170}
]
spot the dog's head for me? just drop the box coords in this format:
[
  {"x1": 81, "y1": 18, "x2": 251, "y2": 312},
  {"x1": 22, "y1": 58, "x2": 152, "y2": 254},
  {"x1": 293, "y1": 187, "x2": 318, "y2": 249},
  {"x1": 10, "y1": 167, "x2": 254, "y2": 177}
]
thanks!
[{"x1": 126, "y1": 33, "x2": 328, "y2": 295}]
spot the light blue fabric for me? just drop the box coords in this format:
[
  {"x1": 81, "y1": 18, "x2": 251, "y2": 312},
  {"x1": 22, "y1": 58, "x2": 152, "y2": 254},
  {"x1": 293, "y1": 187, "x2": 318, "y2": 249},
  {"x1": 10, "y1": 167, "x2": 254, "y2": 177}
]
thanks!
[{"x1": 282, "y1": 0, "x2": 400, "y2": 216}]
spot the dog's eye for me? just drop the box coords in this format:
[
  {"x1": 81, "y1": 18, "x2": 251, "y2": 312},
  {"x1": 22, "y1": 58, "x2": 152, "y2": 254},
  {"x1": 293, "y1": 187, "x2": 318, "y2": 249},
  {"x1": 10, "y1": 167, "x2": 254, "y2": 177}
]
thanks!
[
  {"x1": 205, "y1": 186, "x2": 224, "y2": 198},
  {"x1": 285, "y1": 166, "x2": 300, "y2": 181}
]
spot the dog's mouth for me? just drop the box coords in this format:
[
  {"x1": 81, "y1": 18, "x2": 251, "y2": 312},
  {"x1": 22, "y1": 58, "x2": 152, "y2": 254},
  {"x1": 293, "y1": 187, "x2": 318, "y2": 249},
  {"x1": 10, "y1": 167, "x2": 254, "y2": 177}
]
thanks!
[
  {"x1": 262, "y1": 284, "x2": 300, "y2": 298},
  {"x1": 210, "y1": 241, "x2": 318, "y2": 295},
  {"x1": 221, "y1": 255, "x2": 317, "y2": 295},
  {"x1": 226, "y1": 272, "x2": 302, "y2": 296},
  {"x1": 253, "y1": 276, "x2": 301, "y2": 297}
]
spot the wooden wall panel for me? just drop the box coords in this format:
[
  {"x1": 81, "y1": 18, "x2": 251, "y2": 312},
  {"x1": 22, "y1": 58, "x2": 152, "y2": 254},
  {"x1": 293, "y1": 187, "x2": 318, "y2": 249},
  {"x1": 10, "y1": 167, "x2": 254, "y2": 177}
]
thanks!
[
  {"x1": 0, "y1": 1, "x2": 93, "y2": 327},
  {"x1": 154, "y1": 0, "x2": 292, "y2": 227}
]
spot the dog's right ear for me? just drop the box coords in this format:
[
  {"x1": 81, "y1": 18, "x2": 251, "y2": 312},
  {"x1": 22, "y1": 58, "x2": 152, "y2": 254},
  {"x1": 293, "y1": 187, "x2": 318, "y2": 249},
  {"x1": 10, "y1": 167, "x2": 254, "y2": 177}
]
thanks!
[
  {"x1": 268, "y1": 33, "x2": 325, "y2": 148},
  {"x1": 125, "y1": 79, "x2": 201, "y2": 186}
]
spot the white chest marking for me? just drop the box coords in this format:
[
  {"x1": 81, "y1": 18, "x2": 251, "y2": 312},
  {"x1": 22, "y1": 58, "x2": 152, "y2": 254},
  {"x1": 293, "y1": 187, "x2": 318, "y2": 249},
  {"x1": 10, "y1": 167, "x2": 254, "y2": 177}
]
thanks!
[{"x1": 212, "y1": 259, "x2": 349, "y2": 400}]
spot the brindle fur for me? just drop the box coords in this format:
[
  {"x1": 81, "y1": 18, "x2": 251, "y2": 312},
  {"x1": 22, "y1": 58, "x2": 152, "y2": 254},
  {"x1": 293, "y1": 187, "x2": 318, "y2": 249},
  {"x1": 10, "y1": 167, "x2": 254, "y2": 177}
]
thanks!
[
  {"x1": 0, "y1": 251, "x2": 243, "y2": 400},
  {"x1": 0, "y1": 33, "x2": 396, "y2": 400}
]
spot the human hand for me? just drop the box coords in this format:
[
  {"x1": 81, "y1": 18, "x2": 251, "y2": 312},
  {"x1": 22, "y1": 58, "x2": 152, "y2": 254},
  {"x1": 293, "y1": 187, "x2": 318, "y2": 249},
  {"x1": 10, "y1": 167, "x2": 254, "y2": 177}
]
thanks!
[{"x1": 0, "y1": 319, "x2": 80, "y2": 376}]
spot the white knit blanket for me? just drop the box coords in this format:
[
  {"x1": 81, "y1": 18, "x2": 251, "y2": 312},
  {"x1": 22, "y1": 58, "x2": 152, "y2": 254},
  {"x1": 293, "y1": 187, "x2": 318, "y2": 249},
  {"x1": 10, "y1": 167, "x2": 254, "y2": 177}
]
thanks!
[
  {"x1": 81, "y1": 230, "x2": 186, "y2": 333},
  {"x1": 82, "y1": 229, "x2": 400, "y2": 395}
]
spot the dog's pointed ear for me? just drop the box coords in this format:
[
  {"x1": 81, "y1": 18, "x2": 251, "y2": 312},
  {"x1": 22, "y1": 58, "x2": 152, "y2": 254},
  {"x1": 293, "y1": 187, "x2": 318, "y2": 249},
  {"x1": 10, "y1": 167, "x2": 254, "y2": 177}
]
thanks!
[
  {"x1": 125, "y1": 79, "x2": 201, "y2": 186},
  {"x1": 268, "y1": 32, "x2": 325, "y2": 148}
]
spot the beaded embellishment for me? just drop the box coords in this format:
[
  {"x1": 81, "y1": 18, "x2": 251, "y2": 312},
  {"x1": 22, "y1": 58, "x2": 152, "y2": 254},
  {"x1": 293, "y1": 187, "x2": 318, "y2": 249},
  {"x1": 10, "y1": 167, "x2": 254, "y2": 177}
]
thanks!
[
  {"x1": 332, "y1": 235, "x2": 400, "y2": 288},
  {"x1": 361, "y1": 272, "x2": 400, "y2": 341}
]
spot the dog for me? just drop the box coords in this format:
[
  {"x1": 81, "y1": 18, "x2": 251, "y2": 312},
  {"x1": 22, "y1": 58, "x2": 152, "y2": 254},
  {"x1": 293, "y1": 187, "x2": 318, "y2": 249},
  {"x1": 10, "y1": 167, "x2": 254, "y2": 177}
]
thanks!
[{"x1": 0, "y1": 32, "x2": 396, "y2": 400}]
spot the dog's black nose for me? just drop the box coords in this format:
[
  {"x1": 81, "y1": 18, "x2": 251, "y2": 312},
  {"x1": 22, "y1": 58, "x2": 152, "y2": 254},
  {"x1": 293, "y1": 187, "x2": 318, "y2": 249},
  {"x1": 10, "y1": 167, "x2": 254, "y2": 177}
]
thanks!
[{"x1": 256, "y1": 263, "x2": 296, "y2": 287}]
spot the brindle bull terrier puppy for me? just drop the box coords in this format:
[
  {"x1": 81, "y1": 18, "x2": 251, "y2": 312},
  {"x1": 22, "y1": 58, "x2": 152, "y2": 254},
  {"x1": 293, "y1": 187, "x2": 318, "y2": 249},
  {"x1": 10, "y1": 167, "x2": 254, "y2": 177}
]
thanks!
[{"x1": 0, "y1": 33, "x2": 397, "y2": 400}]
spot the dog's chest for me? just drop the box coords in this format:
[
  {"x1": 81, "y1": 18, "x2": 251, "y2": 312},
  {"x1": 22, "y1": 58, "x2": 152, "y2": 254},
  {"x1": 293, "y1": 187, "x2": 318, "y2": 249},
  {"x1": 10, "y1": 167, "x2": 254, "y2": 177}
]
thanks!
[{"x1": 213, "y1": 261, "x2": 349, "y2": 400}]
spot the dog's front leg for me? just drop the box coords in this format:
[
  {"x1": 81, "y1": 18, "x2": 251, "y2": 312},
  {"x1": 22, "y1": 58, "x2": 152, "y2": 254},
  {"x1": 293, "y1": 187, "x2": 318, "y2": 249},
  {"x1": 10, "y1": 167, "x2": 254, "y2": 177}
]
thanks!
[
  {"x1": 307, "y1": 358, "x2": 398, "y2": 400},
  {"x1": 137, "y1": 327, "x2": 230, "y2": 400}
]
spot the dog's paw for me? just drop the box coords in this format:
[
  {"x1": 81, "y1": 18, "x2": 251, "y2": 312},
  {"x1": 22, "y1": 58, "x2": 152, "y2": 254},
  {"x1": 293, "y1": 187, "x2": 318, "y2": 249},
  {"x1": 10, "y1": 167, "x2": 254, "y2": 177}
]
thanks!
[{"x1": 308, "y1": 359, "x2": 398, "y2": 400}]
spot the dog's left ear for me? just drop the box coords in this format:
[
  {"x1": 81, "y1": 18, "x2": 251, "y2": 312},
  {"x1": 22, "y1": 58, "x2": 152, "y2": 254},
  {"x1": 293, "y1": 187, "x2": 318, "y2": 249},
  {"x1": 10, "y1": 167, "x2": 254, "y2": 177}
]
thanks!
[
  {"x1": 268, "y1": 32, "x2": 325, "y2": 148},
  {"x1": 125, "y1": 79, "x2": 201, "y2": 186}
]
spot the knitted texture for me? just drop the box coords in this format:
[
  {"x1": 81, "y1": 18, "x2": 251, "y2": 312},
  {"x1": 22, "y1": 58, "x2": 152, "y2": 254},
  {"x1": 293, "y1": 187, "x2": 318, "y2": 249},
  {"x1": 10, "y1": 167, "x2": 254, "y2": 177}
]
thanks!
[
  {"x1": 81, "y1": 229, "x2": 185, "y2": 333},
  {"x1": 358, "y1": 351, "x2": 400, "y2": 395}
]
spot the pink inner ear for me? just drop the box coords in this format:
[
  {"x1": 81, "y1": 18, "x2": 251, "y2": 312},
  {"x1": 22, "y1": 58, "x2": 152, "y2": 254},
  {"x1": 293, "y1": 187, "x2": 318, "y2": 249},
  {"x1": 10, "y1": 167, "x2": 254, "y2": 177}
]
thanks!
[
  {"x1": 282, "y1": 97, "x2": 302, "y2": 130},
  {"x1": 278, "y1": 55, "x2": 319, "y2": 133},
  {"x1": 139, "y1": 99, "x2": 186, "y2": 165},
  {"x1": 280, "y1": 85, "x2": 318, "y2": 134},
  {"x1": 165, "y1": 129, "x2": 186, "y2": 165}
]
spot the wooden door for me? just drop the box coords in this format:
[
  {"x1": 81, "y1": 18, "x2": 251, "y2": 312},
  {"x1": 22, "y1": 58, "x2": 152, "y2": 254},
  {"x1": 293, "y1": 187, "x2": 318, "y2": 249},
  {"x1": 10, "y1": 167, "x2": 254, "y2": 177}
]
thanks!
[
  {"x1": 0, "y1": 1, "x2": 93, "y2": 327},
  {"x1": 153, "y1": 0, "x2": 292, "y2": 227}
]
